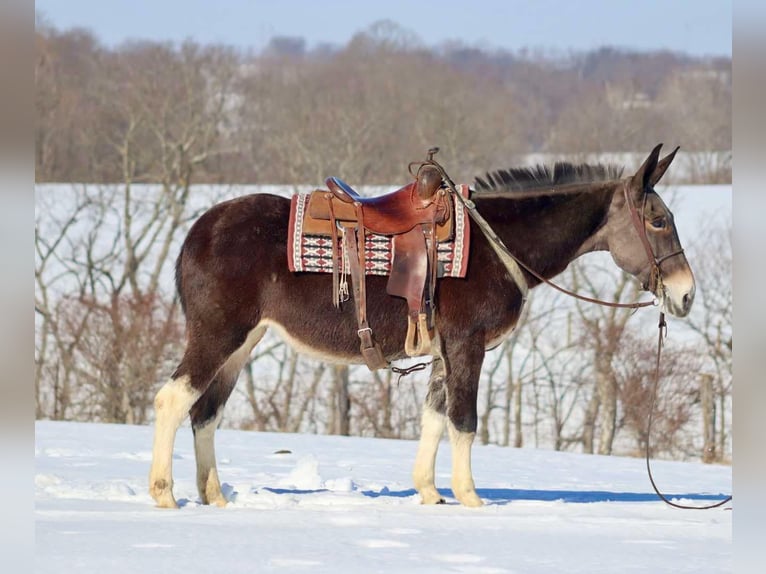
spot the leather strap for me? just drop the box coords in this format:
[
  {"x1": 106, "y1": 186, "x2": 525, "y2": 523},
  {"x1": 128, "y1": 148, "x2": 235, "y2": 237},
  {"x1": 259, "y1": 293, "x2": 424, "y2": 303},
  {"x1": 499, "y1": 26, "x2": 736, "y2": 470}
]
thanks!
[
  {"x1": 623, "y1": 184, "x2": 685, "y2": 295},
  {"x1": 345, "y1": 208, "x2": 386, "y2": 370},
  {"x1": 325, "y1": 193, "x2": 341, "y2": 307},
  {"x1": 425, "y1": 222, "x2": 438, "y2": 327},
  {"x1": 353, "y1": 202, "x2": 368, "y2": 326}
]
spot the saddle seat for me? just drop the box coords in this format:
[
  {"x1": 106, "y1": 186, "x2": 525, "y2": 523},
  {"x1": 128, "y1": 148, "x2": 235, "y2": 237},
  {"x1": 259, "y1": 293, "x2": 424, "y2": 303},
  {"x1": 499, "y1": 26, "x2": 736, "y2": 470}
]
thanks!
[{"x1": 322, "y1": 166, "x2": 448, "y2": 236}]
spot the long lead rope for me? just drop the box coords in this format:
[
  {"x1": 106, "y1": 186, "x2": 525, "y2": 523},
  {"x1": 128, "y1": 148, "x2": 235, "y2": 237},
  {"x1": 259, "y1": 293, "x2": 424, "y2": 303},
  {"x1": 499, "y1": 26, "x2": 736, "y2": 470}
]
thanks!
[{"x1": 645, "y1": 312, "x2": 732, "y2": 509}]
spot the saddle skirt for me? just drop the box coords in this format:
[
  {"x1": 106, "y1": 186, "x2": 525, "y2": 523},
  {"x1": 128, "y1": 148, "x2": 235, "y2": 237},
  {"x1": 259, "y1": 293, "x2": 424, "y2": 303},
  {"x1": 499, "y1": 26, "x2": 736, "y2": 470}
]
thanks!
[{"x1": 287, "y1": 184, "x2": 471, "y2": 278}]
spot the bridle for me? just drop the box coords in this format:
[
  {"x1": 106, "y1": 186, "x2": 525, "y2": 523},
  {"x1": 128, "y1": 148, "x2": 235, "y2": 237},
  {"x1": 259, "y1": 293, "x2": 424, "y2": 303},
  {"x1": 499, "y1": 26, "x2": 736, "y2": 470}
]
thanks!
[{"x1": 622, "y1": 183, "x2": 686, "y2": 299}]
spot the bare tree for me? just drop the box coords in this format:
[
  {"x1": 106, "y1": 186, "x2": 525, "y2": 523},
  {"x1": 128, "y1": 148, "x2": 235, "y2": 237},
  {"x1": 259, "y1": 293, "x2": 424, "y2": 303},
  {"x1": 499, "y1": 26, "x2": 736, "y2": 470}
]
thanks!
[
  {"x1": 328, "y1": 365, "x2": 351, "y2": 436},
  {"x1": 699, "y1": 373, "x2": 716, "y2": 463},
  {"x1": 682, "y1": 221, "x2": 732, "y2": 461},
  {"x1": 569, "y1": 262, "x2": 641, "y2": 455},
  {"x1": 238, "y1": 336, "x2": 328, "y2": 433},
  {"x1": 35, "y1": 41, "x2": 240, "y2": 423},
  {"x1": 658, "y1": 68, "x2": 731, "y2": 152},
  {"x1": 35, "y1": 186, "x2": 89, "y2": 418},
  {"x1": 616, "y1": 332, "x2": 702, "y2": 459}
]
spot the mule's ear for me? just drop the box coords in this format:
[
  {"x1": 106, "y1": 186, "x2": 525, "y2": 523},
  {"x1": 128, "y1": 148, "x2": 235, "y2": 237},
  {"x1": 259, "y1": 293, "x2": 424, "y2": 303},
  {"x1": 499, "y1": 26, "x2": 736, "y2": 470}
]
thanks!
[
  {"x1": 631, "y1": 143, "x2": 663, "y2": 192},
  {"x1": 649, "y1": 146, "x2": 680, "y2": 186}
]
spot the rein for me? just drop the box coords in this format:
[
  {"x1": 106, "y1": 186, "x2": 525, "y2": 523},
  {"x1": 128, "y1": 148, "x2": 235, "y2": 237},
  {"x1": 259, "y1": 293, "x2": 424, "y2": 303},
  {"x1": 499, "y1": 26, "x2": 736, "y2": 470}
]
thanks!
[
  {"x1": 418, "y1": 151, "x2": 731, "y2": 510},
  {"x1": 646, "y1": 312, "x2": 732, "y2": 509}
]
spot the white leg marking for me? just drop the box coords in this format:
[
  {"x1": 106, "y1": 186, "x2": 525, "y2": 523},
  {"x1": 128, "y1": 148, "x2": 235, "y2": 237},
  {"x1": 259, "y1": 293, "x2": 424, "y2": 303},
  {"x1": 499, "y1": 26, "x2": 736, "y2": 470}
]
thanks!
[
  {"x1": 447, "y1": 421, "x2": 483, "y2": 507},
  {"x1": 149, "y1": 376, "x2": 200, "y2": 508},
  {"x1": 412, "y1": 406, "x2": 446, "y2": 504},
  {"x1": 194, "y1": 410, "x2": 226, "y2": 506},
  {"x1": 190, "y1": 325, "x2": 266, "y2": 507}
]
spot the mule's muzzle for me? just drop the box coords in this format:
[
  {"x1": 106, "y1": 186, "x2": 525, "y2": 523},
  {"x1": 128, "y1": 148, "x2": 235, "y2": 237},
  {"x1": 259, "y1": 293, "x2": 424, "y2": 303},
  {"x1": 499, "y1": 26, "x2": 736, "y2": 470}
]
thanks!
[{"x1": 661, "y1": 273, "x2": 695, "y2": 318}]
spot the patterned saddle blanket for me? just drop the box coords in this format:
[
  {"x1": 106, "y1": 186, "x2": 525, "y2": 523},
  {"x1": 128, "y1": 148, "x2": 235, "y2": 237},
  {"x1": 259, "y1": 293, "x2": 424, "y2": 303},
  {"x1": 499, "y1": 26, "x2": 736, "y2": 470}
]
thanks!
[{"x1": 287, "y1": 185, "x2": 470, "y2": 278}]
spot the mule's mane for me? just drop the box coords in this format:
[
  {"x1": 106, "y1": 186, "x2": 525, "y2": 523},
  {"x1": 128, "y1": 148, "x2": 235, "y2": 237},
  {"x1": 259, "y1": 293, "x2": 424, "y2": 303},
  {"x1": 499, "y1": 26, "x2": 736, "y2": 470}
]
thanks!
[{"x1": 474, "y1": 162, "x2": 624, "y2": 194}]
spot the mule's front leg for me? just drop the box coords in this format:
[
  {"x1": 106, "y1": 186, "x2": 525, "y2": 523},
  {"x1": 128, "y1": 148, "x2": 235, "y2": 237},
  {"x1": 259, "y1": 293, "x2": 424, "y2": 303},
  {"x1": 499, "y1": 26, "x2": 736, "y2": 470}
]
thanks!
[
  {"x1": 149, "y1": 376, "x2": 200, "y2": 508},
  {"x1": 413, "y1": 359, "x2": 447, "y2": 504},
  {"x1": 447, "y1": 421, "x2": 482, "y2": 507},
  {"x1": 445, "y1": 339, "x2": 484, "y2": 507}
]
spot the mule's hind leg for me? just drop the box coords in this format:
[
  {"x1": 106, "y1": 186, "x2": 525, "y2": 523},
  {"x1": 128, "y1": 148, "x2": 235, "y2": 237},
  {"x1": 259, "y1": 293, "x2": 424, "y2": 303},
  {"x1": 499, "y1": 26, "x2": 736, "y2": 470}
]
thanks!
[
  {"x1": 190, "y1": 387, "x2": 233, "y2": 507},
  {"x1": 190, "y1": 326, "x2": 266, "y2": 506},
  {"x1": 413, "y1": 357, "x2": 448, "y2": 505},
  {"x1": 190, "y1": 386, "x2": 231, "y2": 507},
  {"x1": 149, "y1": 333, "x2": 251, "y2": 508},
  {"x1": 149, "y1": 375, "x2": 201, "y2": 508},
  {"x1": 444, "y1": 337, "x2": 485, "y2": 507}
]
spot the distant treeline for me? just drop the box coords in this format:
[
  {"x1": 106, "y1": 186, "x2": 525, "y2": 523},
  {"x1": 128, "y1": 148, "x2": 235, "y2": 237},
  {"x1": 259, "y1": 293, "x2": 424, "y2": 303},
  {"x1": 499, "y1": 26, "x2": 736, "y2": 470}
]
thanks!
[{"x1": 35, "y1": 18, "x2": 731, "y2": 185}]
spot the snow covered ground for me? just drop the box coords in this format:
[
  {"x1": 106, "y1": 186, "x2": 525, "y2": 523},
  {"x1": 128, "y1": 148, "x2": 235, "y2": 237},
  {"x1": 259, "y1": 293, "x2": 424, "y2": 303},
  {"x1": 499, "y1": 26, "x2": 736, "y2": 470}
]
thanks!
[{"x1": 36, "y1": 421, "x2": 731, "y2": 573}]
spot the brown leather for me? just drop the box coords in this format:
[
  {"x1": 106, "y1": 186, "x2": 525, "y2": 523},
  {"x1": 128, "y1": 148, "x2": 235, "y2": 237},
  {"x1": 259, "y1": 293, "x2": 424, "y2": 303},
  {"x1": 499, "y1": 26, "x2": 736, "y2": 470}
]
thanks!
[
  {"x1": 308, "y1": 188, "x2": 358, "y2": 220},
  {"x1": 307, "y1": 186, "x2": 454, "y2": 242},
  {"x1": 387, "y1": 226, "x2": 428, "y2": 317},
  {"x1": 326, "y1": 177, "x2": 361, "y2": 203},
  {"x1": 415, "y1": 165, "x2": 443, "y2": 200},
  {"x1": 319, "y1": 177, "x2": 451, "y2": 236},
  {"x1": 325, "y1": 194, "x2": 341, "y2": 307},
  {"x1": 345, "y1": 219, "x2": 387, "y2": 370}
]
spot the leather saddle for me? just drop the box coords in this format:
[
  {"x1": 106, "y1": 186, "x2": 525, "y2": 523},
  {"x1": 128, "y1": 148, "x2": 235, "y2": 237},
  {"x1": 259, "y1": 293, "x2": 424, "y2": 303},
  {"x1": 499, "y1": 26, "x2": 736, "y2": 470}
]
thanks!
[{"x1": 304, "y1": 158, "x2": 453, "y2": 370}]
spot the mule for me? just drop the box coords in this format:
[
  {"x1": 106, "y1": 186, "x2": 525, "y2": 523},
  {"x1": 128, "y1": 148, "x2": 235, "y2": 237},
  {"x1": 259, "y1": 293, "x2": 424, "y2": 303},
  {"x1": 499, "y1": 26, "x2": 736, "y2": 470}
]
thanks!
[{"x1": 149, "y1": 143, "x2": 694, "y2": 508}]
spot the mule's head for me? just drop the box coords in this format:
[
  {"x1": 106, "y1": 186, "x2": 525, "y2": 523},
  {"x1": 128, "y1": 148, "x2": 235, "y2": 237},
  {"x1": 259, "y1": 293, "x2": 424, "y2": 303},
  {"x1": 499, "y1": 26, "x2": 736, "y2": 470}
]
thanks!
[{"x1": 605, "y1": 144, "x2": 695, "y2": 317}]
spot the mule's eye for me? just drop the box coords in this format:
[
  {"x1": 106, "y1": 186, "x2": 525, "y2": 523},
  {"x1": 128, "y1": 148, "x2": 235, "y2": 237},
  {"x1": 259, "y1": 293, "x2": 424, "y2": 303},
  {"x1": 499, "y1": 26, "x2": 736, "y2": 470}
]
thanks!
[{"x1": 650, "y1": 217, "x2": 666, "y2": 230}]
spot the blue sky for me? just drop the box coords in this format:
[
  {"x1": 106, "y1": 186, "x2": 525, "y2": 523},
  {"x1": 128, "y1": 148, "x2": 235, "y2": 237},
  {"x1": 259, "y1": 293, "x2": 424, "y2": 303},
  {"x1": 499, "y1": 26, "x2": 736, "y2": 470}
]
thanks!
[{"x1": 36, "y1": 0, "x2": 731, "y2": 57}]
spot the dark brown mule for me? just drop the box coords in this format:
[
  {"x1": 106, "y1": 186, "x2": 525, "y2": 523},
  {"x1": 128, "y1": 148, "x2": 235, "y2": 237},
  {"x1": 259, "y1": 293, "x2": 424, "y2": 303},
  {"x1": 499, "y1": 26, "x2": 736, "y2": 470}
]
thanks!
[{"x1": 149, "y1": 144, "x2": 694, "y2": 508}]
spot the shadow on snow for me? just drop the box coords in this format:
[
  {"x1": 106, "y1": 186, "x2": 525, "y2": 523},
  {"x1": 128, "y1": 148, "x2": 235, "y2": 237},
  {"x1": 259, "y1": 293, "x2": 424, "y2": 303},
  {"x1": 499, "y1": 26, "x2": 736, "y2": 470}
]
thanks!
[{"x1": 255, "y1": 486, "x2": 730, "y2": 505}]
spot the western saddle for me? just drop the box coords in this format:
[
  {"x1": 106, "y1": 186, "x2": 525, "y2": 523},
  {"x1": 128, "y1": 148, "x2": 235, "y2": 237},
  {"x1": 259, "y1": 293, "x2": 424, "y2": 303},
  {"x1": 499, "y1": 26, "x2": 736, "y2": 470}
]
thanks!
[{"x1": 305, "y1": 149, "x2": 454, "y2": 370}]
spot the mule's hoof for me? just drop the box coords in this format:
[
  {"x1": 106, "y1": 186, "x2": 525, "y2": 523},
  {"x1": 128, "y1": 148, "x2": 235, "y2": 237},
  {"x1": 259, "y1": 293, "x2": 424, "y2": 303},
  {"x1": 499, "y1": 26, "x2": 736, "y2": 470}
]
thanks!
[
  {"x1": 199, "y1": 485, "x2": 228, "y2": 507},
  {"x1": 150, "y1": 479, "x2": 178, "y2": 509},
  {"x1": 418, "y1": 488, "x2": 444, "y2": 505},
  {"x1": 455, "y1": 491, "x2": 484, "y2": 507},
  {"x1": 201, "y1": 494, "x2": 228, "y2": 507},
  {"x1": 151, "y1": 491, "x2": 179, "y2": 509}
]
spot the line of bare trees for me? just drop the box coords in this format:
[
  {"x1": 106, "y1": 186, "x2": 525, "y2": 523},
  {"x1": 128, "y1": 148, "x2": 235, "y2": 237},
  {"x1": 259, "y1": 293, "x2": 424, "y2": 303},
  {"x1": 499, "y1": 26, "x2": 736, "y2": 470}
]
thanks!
[
  {"x1": 35, "y1": 18, "x2": 731, "y2": 462},
  {"x1": 36, "y1": 18, "x2": 731, "y2": 186}
]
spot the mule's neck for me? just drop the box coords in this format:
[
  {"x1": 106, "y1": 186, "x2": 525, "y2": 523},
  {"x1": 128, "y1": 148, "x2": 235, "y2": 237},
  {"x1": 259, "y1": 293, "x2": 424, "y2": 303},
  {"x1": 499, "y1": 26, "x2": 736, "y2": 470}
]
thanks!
[{"x1": 472, "y1": 185, "x2": 615, "y2": 285}]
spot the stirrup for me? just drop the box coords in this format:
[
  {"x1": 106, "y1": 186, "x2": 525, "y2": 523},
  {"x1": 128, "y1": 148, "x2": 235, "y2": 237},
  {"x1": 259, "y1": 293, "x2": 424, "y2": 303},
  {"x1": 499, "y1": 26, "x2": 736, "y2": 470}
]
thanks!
[{"x1": 404, "y1": 313, "x2": 432, "y2": 357}]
